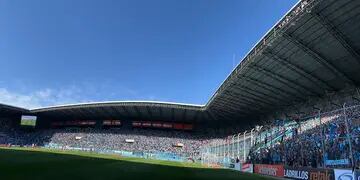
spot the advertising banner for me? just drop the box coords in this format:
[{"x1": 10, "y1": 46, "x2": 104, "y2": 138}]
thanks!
[
  {"x1": 354, "y1": 170, "x2": 360, "y2": 180},
  {"x1": 112, "y1": 120, "x2": 121, "y2": 125},
  {"x1": 241, "y1": 163, "x2": 253, "y2": 173},
  {"x1": 254, "y1": 164, "x2": 284, "y2": 177},
  {"x1": 284, "y1": 167, "x2": 309, "y2": 179},
  {"x1": 142, "y1": 122, "x2": 151, "y2": 127},
  {"x1": 173, "y1": 123, "x2": 184, "y2": 130},
  {"x1": 152, "y1": 122, "x2": 162, "y2": 128},
  {"x1": 132, "y1": 121, "x2": 142, "y2": 127},
  {"x1": 162, "y1": 123, "x2": 173, "y2": 129},
  {"x1": 234, "y1": 163, "x2": 241, "y2": 171},
  {"x1": 325, "y1": 159, "x2": 350, "y2": 166},
  {"x1": 103, "y1": 120, "x2": 112, "y2": 125},
  {"x1": 334, "y1": 169, "x2": 354, "y2": 180},
  {"x1": 284, "y1": 167, "x2": 334, "y2": 180}
]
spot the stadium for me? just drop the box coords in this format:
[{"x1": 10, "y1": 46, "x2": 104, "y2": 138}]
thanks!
[{"x1": 1, "y1": 0, "x2": 360, "y2": 179}]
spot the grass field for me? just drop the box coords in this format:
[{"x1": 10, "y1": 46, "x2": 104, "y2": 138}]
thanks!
[{"x1": 0, "y1": 147, "x2": 273, "y2": 180}]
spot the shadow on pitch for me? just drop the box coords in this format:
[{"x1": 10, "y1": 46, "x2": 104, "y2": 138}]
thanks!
[{"x1": 0, "y1": 148, "x2": 271, "y2": 180}]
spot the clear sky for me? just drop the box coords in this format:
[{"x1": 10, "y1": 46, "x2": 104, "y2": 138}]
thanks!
[{"x1": 0, "y1": 0, "x2": 298, "y2": 108}]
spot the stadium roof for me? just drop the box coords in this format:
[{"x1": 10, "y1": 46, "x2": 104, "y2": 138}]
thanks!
[
  {"x1": 30, "y1": 101, "x2": 208, "y2": 122},
  {"x1": 206, "y1": 0, "x2": 360, "y2": 122},
  {"x1": 1, "y1": 0, "x2": 360, "y2": 126},
  {"x1": 0, "y1": 103, "x2": 29, "y2": 116}
]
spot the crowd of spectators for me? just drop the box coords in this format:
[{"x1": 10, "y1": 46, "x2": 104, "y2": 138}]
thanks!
[
  {"x1": 48, "y1": 128, "x2": 210, "y2": 155},
  {"x1": 248, "y1": 105, "x2": 360, "y2": 169},
  {"x1": 0, "y1": 119, "x2": 211, "y2": 155}
]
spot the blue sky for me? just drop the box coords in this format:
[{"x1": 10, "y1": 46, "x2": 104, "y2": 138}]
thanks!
[{"x1": 0, "y1": 0, "x2": 297, "y2": 108}]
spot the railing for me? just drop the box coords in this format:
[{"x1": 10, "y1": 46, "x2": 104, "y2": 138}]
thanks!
[{"x1": 202, "y1": 103, "x2": 360, "y2": 169}]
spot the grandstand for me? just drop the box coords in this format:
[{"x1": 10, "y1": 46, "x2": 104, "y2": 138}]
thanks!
[{"x1": 1, "y1": 0, "x2": 360, "y2": 179}]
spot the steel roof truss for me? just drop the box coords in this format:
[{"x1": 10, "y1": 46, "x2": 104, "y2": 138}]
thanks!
[
  {"x1": 221, "y1": 97, "x2": 263, "y2": 111},
  {"x1": 230, "y1": 83, "x2": 288, "y2": 105},
  {"x1": 228, "y1": 89, "x2": 275, "y2": 106},
  {"x1": 264, "y1": 51, "x2": 336, "y2": 91},
  {"x1": 250, "y1": 65, "x2": 319, "y2": 96},
  {"x1": 211, "y1": 108, "x2": 236, "y2": 120},
  {"x1": 312, "y1": 12, "x2": 360, "y2": 64},
  {"x1": 213, "y1": 99, "x2": 260, "y2": 114},
  {"x1": 222, "y1": 91, "x2": 265, "y2": 109},
  {"x1": 209, "y1": 109, "x2": 229, "y2": 121},
  {"x1": 206, "y1": 111, "x2": 218, "y2": 121},
  {"x1": 283, "y1": 33, "x2": 356, "y2": 85},
  {"x1": 242, "y1": 75, "x2": 304, "y2": 101},
  {"x1": 214, "y1": 102, "x2": 256, "y2": 116}
]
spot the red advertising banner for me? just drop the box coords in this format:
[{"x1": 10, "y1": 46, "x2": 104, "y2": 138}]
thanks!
[
  {"x1": 173, "y1": 123, "x2": 184, "y2": 130},
  {"x1": 241, "y1": 163, "x2": 253, "y2": 173},
  {"x1": 254, "y1": 164, "x2": 284, "y2": 177}
]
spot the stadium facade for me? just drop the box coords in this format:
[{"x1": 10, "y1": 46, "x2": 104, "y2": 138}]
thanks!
[{"x1": 1, "y1": 0, "x2": 360, "y2": 132}]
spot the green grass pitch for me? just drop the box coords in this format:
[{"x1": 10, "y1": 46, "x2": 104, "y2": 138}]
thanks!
[{"x1": 0, "y1": 147, "x2": 273, "y2": 180}]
